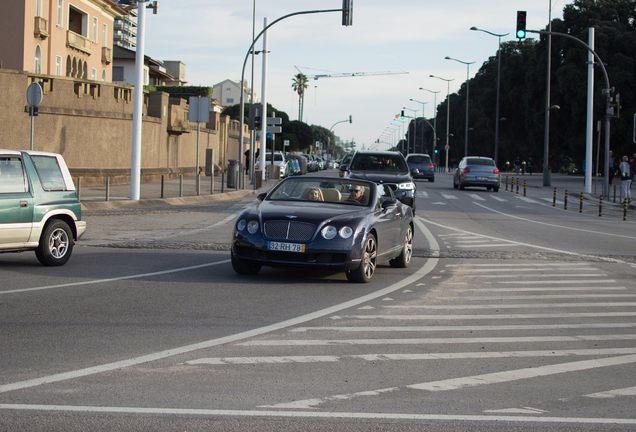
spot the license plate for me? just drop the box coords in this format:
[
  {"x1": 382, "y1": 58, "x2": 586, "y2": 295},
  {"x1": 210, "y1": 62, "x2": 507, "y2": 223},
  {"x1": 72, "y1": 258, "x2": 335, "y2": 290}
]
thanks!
[
  {"x1": 476, "y1": 176, "x2": 488, "y2": 181},
  {"x1": 268, "y1": 241, "x2": 305, "y2": 253}
]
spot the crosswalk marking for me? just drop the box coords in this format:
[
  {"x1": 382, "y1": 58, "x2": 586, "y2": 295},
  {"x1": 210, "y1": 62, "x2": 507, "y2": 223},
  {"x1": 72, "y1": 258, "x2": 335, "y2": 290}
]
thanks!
[
  {"x1": 585, "y1": 386, "x2": 636, "y2": 399},
  {"x1": 291, "y1": 323, "x2": 636, "y2": 332},
  {"x1": 339, "y1": 312, "x2": 636, "y2": 320},
  {"x1": 383, "y1": 302, "x2": 636, "y2": 309},
  {"x1": 440, "y1": 193, "x2": 458, "y2": 200},
  {"x1": 468, "y1": 194, "x2": 486, "y2": 201},
  {"x1": 438, "y1": 287, "x2": 626, "y2": 292}
]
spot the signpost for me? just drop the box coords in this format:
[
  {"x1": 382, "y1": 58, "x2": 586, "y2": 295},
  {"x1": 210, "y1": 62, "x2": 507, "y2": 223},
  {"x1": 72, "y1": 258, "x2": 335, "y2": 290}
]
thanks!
[
  {"x1": 444, "y1": 143, "x2": 450, "y2": 173},
  {"x1": 26, "y1": 82, "x2": 43, "y2": 151},
  {"x1": 189, "y1": 96, "x2": 210, "y2": 195}
]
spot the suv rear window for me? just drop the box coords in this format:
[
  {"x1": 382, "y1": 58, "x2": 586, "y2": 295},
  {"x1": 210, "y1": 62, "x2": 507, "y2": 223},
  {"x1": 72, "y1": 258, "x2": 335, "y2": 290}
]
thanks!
[
  {"x1": 31, "y1": 155, "x2": 67, "y2": 191},
  {"x1": 407, "y1": 155, "x2": 431, "y2": 164},
  {"x1": 466, "y1": 158, "x2": 495, "y2": 166},
  {"x1": 350, "y1": 154, "x2": 408, "y2": 172}
]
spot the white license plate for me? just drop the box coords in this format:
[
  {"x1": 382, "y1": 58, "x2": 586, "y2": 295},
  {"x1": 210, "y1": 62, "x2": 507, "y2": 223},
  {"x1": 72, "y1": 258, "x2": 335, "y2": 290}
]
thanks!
[
  {"x1": 268, "y1": 241, "x2": 305, "y2": 253},
  {"x1": 476, "y1": 176, "x2": 488, "y2": 181}
]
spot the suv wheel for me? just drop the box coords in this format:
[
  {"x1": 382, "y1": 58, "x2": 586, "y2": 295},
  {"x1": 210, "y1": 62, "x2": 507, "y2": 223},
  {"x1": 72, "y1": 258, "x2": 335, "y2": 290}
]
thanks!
[{"x1": 35, "y1": 220, "x2": 73, "y2": 266}]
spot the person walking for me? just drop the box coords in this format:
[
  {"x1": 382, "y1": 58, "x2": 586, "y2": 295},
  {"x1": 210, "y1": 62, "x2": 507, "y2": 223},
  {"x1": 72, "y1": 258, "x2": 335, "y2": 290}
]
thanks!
[
  {"x1": 527, "y1": 158, "x2": 533, "y2": 175},
  {"x1": 514, "y1": 156, "x2": 521, "y2": 175},
  {"x1": 505, "y1": 161, "x2": 510, "y2": 173},
  {"x1": 619, "y1": 156, "x2": 632, "y2": 203}
]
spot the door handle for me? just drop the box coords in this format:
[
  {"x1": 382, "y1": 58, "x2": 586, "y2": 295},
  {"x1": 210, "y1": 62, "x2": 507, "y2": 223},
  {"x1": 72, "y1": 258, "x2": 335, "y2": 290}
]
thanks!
[{"x1": 20, "y1": 201, "x2": 28, "y2": 208}]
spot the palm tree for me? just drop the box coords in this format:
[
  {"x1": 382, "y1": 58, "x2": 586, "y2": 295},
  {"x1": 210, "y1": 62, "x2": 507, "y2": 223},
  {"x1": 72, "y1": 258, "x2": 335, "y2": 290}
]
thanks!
[{"x1": 291, "y1": 73, "x2": 308, "y2": 122}]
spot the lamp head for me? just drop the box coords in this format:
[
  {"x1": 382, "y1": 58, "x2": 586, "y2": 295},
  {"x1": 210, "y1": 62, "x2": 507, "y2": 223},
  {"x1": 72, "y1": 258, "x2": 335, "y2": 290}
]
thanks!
[{"x1": 470, "y1": 26, "x2": 478, "y2": 31}]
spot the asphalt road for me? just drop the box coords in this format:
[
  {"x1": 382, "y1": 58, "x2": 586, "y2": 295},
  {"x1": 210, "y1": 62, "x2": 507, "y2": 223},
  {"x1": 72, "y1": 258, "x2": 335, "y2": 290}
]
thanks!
[{"x1": 1, "y1": 169, "x2": 636, "y2": 431}]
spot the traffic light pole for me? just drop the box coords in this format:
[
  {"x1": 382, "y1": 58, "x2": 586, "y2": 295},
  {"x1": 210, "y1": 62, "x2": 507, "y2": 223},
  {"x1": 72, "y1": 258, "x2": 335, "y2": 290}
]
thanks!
[
  {"x1": 238, "y1": 7, "x2": 346, "y2": 188},
  {"x1": 527, "y1": 29, "x2": 612, "y2": 197}
]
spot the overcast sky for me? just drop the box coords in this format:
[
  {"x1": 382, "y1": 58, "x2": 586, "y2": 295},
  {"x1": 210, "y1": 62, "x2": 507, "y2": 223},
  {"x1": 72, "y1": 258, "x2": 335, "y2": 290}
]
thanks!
[{"x1": 143, "y1": 0, "x2": 570, "y2": 152}]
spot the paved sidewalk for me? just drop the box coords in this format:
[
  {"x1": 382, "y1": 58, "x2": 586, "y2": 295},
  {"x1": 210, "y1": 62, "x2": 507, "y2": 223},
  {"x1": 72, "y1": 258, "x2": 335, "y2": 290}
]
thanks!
[{"x1": 79, "y1": 173, "x2": 278, "y2": 211}]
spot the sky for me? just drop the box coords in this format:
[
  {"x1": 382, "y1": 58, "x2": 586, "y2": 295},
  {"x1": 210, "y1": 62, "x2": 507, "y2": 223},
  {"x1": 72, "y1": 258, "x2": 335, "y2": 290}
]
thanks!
[{"x1": 142, "y1": 0, "x2": 571, "y2": 152}]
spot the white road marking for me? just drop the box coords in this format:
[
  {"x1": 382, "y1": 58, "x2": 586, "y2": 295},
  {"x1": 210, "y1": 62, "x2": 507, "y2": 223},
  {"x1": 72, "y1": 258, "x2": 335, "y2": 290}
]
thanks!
[
  {"x1": 408, "y1": 354, "x2": 636, "y2": 392},
  {"x1": 468, "y1": 194, "x2": 486, "y2": 201},
  {"x1": 237, "y1": 334, "x2": 636, "y2": 346},
  {"x1": 585, "y1": 386, "x2": 636, "y2": 399},
  {"x1": 463, "y1": 273, "x2": 607, "y2": 278},
  {"x1": 440, "y1": 193, "x2": 458, "y2": 199},
  {"x1": 515, "y1": 196, "x2": 537, "y2": 203},
  {"x1": 0, "y1": 260, "x2": 231, "y2": 295},
  {"x1": 342, "y1": 312, "x2": 636, "y2": 320},
  {"x1": 451, "y1": 267, "x2": 597, "y2": 272},
  {"x1": 417, "y1": 191, "x2": 430, "y2": 198},
  {"x1": 290, "y1": 323, "x2": 636, "y2": 332},
  {"x1": 455, "y1": 243, "x2": 527, "y2": 248},
  {"x1": 383, "y1": 302, "x2": 636, "y2": 309},
  {"x1": 497, "y1": 279, "x2": 617, "y2": 284},
  {"x1": 445, "y1": 263, "x2": 593, "y2": 267},
  {"x1": 431, "y1": 202, "x2": 447, "y2": 205},
  {"x1": 443, "y1": 287, "x2": 626, "y2": 292},
  {"x1": 490, "y1": 196, "x2": 507, "y2": 202},
  {"x1": 484, "y1": 407, "x2": 548, "y2": 414},
  {"x1": 433, "y1": 294, "x2": 636, "y2": 300}
]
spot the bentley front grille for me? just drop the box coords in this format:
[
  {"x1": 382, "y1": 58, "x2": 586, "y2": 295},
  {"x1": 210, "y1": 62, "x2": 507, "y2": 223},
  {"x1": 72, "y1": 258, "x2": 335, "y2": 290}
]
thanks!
[{"x1": 264, "y1": 220, "x2": 315, "y2": 241}]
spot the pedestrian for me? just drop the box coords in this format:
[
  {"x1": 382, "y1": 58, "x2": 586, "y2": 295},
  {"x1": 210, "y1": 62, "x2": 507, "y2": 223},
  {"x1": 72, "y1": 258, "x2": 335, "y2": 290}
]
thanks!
[
  {"x1": 619, "y1": 156, "x2": 632, "y2": 203},
  {"x1": 244, "y1": 149, "x2": 250, "y2": 175},
  {"x1": 608, "y1": 151, "x2": 615, "y2": 185},
  {"x1": 514, "y1": 156, "x2": 521, "y2": 175},
  {"x1": 527, "y1": 157, "x2": 533, "y2": 175},
  {"x1": 521, "y1": 160, "x2": 526, "y2": 175},
  {"x1": 505, "y1": 161, "x2": 510, "y2": 173}
]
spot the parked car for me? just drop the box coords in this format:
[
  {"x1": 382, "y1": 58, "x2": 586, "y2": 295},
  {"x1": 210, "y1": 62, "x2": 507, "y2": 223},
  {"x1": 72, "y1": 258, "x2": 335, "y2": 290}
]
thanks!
[
  {"x1": 286, "y1": 154, "x2": 307, "y2": 175},
  {"x1": 255, "y1": 152, "x2": 288, "y2": 179},
  {"x1": 453, "y1": 156, "x2": 500, "y2": 192},
  {"x1": 231, "y1": 176, "x2": 414, "y2": 283},
  {"x1": 338, "y1": 153, "x2": 353, "y2": 177},
  {"x1": 300, "y1": 154, "x2": 319, "y2": 172},
  {"x1": 406, "y1": 153, "x2": 435, "y2": 182},
  {"x1": 0, "y1": 150, "x2": 86, "y2": 266},
  {"x1": 341, "y1": 151, "x2": 417, "y2": 214}
]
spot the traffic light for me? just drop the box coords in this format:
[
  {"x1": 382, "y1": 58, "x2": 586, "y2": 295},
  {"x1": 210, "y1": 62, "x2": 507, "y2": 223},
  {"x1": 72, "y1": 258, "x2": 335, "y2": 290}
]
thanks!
[
  {"x1": 434, "y1": 149, "x2": 438, "y2": 154},
  {"x1": 516, "y1": 11, "x2": 527, "y2": 38},
  {"x1": 248, "y1": 103, "x2": 263, "y2": 130},
  {"x1": 342, "y1": 0, "x2": 353, "y2": 26},
  {"x1": 400, "y1": 110, "x2": 405, "y2": 120},
  {"x1": 349, "y1": 115, "x2": 352, "y2": 123}
]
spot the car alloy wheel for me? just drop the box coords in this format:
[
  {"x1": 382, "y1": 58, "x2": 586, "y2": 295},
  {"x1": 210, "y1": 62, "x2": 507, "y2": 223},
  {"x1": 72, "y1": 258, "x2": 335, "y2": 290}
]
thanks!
[
  {"x1": 347, "y1": 233, "x2": 377, "y2": 283},
  {"x1": 35, "y1": 220, "x2": 73, "y2": 266},
  {"x1": 390, "y1": 224, "x2": 413, "y2": 268}
]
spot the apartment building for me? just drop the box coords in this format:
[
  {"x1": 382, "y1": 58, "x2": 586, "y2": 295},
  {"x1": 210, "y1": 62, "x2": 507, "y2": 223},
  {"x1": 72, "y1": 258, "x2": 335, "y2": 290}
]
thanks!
[
  {"x1": 212, "y1": 79, "x2": 259, "y2": 107},
  {"x1": 0, "y1": 0, "x2": 125, "y2": 81}
]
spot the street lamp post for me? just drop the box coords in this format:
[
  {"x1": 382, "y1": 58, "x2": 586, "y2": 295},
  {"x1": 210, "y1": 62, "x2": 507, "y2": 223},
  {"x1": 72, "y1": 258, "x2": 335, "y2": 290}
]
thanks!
[
  {"x1": 410, "y1": 99, "x2": 428, "y2": 153},
  {"x1": 470, "y1": 27, "x2": 509, "y2": 166},
  {"x1": 402, "y1": 107, "x2": 418, "y2": 154},
  {"x1": 327, "y1": 116, "x2": 352, "y2": 161},
  {"x1": 445, "y1": 57, "x2": 475, "y2": 158},
  {"x1": 420, "y1": 88, "x2": 440, "y2": 161},
  {"x1": 429, "y1": 76, "x2": 454, "y2": 172}
]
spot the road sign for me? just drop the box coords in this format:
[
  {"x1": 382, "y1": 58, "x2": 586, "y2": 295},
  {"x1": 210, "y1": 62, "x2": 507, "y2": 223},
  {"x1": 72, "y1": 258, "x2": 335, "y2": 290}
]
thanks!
[
  {"x1": 267, "y1": 126, "x2": 282, "y2": 134},
  {"x1": 284, "y1": 140, "x2": 290, "y2": 147},
  {"x1": 444, "y1": 143, "x2": 450, "y2": 150},
  {"x1": 267, "y1": 117, "x2": 282, "y2": 125},
  {"x1": 26, "y1": 82, "x2": 43, "y2": 107},
  {"x1": 188, "y1": 96, "x2": 210, "y2": 123}
]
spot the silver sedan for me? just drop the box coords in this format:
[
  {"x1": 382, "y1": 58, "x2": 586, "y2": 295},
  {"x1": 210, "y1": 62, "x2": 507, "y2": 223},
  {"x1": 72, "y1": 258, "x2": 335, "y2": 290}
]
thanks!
[{"x1": 453, "y1": 156, "x2": 500, "y2": 192}]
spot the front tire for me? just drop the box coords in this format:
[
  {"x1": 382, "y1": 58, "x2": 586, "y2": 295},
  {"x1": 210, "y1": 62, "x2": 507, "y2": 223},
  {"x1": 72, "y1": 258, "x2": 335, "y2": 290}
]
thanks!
[
  {"x1": 346, "y1": 233, "x2": 377, "y2": 283},
  {"x1": 35, "y1": 220, "x2": 73, "y2": 266},
  {"x1": 390, "y1": 224, "x2": 413, "y2": 268},
  {"x1": 231, "y1": 251, "x2": 261, "y2": 275}
]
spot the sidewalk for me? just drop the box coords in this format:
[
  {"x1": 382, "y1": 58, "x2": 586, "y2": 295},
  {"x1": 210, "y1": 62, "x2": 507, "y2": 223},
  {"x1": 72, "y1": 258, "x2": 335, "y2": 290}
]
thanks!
[{"x1": 79, "y1": 173, "x2": 278, "y2": 211}]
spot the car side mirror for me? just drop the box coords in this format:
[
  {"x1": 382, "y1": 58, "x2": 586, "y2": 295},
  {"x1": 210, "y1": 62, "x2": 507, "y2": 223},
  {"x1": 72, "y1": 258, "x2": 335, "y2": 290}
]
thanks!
[
  {"x1": 257, "y1": 192, "x2": 267, "y2": 201},
  {"x1": 340, "y1": 164, "x2": 349, "y2": 172},
  {"x1": 381, "y1": 199, "x2": 398, "y2": 210}
]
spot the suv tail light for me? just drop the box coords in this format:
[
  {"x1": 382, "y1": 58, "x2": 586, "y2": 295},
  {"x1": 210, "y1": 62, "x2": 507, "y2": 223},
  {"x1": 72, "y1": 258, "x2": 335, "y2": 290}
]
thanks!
[
  {"x1": 463, "y1": 167, "x2": 471, "y2": 173},
  {"x1": 429, "y1": 163, "x2": 435, "y2": 169}
]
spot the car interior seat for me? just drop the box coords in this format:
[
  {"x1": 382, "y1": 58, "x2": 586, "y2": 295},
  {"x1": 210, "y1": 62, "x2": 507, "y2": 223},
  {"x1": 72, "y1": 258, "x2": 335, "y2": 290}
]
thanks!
[{"x1": 322, "y1": 188, "x2": 342, "y2": 202}]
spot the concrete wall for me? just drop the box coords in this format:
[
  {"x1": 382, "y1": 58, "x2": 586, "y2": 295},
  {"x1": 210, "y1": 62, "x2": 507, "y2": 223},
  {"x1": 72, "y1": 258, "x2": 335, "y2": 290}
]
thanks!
[{"x1": 0, "y1": 68, "x2": 252, "y2": 184}]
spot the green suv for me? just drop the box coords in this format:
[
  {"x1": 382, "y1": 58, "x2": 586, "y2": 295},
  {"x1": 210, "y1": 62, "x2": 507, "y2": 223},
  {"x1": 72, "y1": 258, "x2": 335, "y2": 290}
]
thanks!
[{"x1": 0, "y1": 150, "x2": 86, "y2": 266}]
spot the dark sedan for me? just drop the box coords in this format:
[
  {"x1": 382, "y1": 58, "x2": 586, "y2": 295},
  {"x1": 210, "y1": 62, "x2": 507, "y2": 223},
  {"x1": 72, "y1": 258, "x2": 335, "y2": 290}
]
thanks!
[
  {"x1": 406, "y1": 153, "x2": 435, "y2": 182},
  {"x1": 453, "y1": 156, "x2": 500, "y2": 192},
  {"x1": 231, "y1": 176, "x2": 414, "y2": 283}
]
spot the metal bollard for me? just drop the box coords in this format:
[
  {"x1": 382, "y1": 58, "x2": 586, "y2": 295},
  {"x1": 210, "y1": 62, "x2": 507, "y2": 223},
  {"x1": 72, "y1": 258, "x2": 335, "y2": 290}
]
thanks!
[
  {"x1": 211, "y1": 172, "x2": 215, "y2": 195},
  {"x1": 76, "y1": 177, "x2": 81, "y2": 201},
  {"x1": 105, "y1": 177, "x2": 110, "y2": 202},
  {"x1": 516, "y1": 178, "x2": 519, "y2": 194},
  {"x1": 564, "y1": 190, "x2": 568, "y2": 210},
  {"x1": 553, "y1": 188, "x2": 557, "y2": 206},
  {"x1": 510, "y1": 177, "x2": 514, "y2": 193},
  {"x1": 624, "y1": 199, "x2": 628, "y2": 221},
  {"x1": 599, "y1": 196, "x2": 603, "y2": 217},
  {"x1": 614, "y1": 184, "x2": 617, "y2": 203},
  {"x1": 523, "y1": 180, "x2": 527, "y2": 197},
  {"x1": 579, "y1": 192, "x2": 584, "y2": 213},
  {"x1": 161, "y1": 175, "x2": 165, "y2": 198},
  {"x1": 505, "y1": 176, "x2": 509, "y2": 191},
  {"x1": 196, "y1": 174, "x2": 201, "y2": 196},
  {"x1": 179, "y1": 175, "x2": 183, "y2": 197}
]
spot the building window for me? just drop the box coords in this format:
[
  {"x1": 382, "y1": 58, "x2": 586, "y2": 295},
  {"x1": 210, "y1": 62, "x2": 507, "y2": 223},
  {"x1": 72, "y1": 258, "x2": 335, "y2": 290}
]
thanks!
[
  {"x1": 92, "y1": 17, "x2": 98, "y2": 42},
  {"x1": 226, "y1": 98, "x2": 234, "y2": 104},
  {"x1": 68, "y1": 6, "x2": 87, "y2": 37},
  {"x1": 102, "y1": 69, "x2": 106, "y2": 82},
  {"x1": 102, "y1": 23, "x2": 107, "y2": 47},
  {"x1": 143, "y1": 68, "x2": 149, "y2": 85},
  {"x1": 226, "y1": 87, "x2": 231, "y2": 91},
  {"x1": 91, "y1": 68, "x2": 97, "y2": 80},
  {"x1": 57, "y1": 0, "x2": 63, "y2": 26},
  {"x1": 112, "y1": 66, "x2": 124, "y2": 81},
  {"x1": 35, "y1": 0, "x2": 43, "y2": 17},
  {"x1": 34, "y1": 46, "x2": 42, "y2": 74},
  {"x1": 55, "y1": 56, "x2": 62, "y2": 76}
]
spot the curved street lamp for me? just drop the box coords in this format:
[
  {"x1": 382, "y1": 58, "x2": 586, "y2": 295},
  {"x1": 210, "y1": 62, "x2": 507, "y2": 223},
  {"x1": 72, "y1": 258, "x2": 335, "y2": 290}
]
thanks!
[
  {"x1": 445, "y1": 56, "x2": 475, "y2": 158},
  {"x1": 470, "y1": 27, "x2": 509, "y2": 166},
  {"x1": 402, "y1": 106, "x2": 418, "y2": 154},
  {"x1": 410, "y1": 99, "x2": 428, "y2": 153},
  {"x1": 430, "y1": 75, "x2": 454, "y2": 172}
]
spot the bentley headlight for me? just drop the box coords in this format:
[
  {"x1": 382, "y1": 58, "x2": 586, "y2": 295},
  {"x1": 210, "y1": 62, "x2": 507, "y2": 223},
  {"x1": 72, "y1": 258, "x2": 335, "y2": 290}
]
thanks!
[
  {"x1": 321, "y1": 225, "x2": 338, "y2": 240},
  {"x1": 398, "y1": 182, "x2": 415, "y2": 190},
  {"x1": 237, "y1": 219, "x2": 246, "y2": 231},
  {"x1": 339, "y1": 226, "x2": 354, "y2": 239},
  {"x1": 247, "y1": 220, "x2": 259, "y2": 234}
]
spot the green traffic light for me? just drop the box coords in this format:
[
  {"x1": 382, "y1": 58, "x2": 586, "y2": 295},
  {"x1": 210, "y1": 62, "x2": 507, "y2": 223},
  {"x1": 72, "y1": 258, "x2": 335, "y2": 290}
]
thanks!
[{"x1": 516, "y1": 29, "x2": 526, "y2": 38}]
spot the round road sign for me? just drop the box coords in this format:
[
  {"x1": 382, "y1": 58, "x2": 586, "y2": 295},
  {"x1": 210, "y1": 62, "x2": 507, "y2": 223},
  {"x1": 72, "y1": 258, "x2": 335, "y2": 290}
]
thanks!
[{"x1": 26, "y1": 82, "x2": 43, "y2": 107}]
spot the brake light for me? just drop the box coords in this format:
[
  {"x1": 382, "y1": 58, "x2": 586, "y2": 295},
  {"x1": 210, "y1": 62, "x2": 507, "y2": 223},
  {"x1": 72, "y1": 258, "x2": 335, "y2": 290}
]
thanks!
[
  {"x1": 429, "y1": 163, "x2": 435, "y2": 169},
  {"x1": 463, "y1": 167, "x2": 471, "y2": 173},
  {"x1": 494, "y1": 168, "x2": 500, "y2": 174}
]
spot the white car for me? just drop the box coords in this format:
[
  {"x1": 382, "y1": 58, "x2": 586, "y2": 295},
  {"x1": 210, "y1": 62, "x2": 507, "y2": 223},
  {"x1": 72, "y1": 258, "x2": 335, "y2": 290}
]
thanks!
[{"x1": 255, "y1": 152, "x2": 288, "y2": 178}]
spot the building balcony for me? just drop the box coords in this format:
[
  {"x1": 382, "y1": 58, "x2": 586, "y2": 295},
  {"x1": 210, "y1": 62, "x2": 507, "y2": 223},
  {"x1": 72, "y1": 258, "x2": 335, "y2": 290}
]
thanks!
[
  {"x1": 102, "y1": 46, "x2": 112, "y2": 64},
  {"x1": 67, "y1": 31, "x2": 92, "y2": 54},
  {"x1": 34, "y1": 16, "x2": 49, "y2": 39}
]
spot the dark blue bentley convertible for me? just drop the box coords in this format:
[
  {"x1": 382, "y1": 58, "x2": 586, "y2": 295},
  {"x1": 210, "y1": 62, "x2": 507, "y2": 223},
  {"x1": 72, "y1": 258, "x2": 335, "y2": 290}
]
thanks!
[{"x1": 231, "y1": 176, "x2": 414, "y2": 282}]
